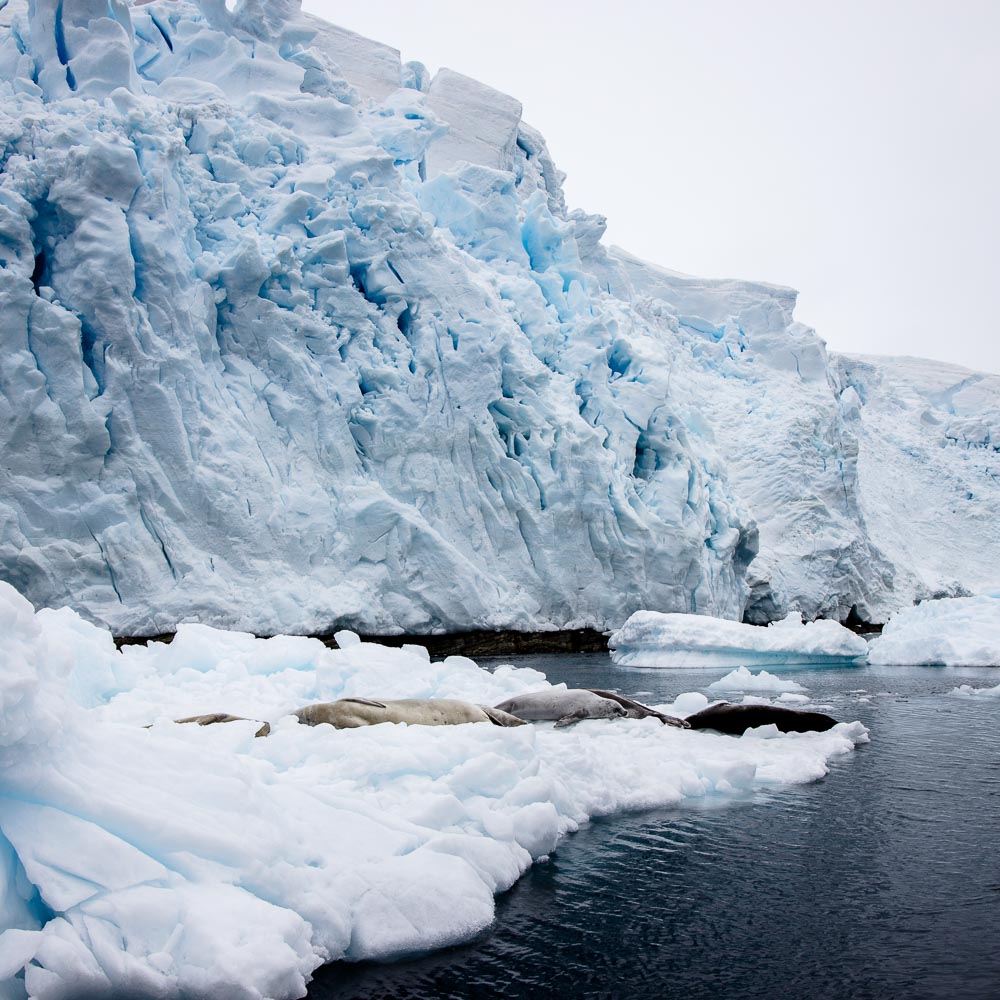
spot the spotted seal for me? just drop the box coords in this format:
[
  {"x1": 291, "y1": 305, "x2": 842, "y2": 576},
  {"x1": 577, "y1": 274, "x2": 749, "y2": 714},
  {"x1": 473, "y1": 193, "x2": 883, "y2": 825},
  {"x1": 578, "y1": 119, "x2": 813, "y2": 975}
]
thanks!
[
  {"x1": 493, "y1": 689, "x2": 631, "y2": 727},
  {"x1": 294, "y1": 697, "x2": 526, "y2": 729}
]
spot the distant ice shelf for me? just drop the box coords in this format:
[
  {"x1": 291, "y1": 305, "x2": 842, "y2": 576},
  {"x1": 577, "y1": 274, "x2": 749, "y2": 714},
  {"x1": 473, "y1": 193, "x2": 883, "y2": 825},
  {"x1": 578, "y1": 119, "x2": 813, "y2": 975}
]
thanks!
[{"x1": 609, "y1": 611, "x2": 869, "y2": 669}]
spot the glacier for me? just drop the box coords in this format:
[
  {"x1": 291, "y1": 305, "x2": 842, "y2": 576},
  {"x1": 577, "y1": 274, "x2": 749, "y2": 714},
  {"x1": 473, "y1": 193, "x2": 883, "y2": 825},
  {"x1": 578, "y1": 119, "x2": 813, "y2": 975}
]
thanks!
[
  {"x1": 0, "y1": 0, "x2": 997, "y2": 636},
  {"x1": 609, "y1": 610, "x2": 868, "y2": 669},
  {"x1": 0, "y1": 581, "x2": 869, "y2": 998}
]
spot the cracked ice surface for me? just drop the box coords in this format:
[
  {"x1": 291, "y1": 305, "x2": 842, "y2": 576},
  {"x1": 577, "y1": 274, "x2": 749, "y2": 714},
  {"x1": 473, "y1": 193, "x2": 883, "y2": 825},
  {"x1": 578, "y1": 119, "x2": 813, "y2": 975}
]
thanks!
[{"x1": 0, "y1": 583, "x2": 868, "y2": 998}]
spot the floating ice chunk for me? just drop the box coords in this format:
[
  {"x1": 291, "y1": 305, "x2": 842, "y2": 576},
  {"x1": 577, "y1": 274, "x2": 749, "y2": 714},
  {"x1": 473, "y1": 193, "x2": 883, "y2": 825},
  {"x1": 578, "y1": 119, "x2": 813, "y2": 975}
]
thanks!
[
  {"x1": 949, "y1": 682, "x2": 1000, "y2": 699},
  {"x1": 664, "y1": 691, "x2": 711, "y2": 716},
  {"x1": 778, "y1": 693, "x2": 812, "y2": 704},
  {"x1": 867, "y1": 595, "x2": 1000, "y2": 666},
  {"x1": 609, "y1": 611, "x2": 868, "y2": 669},
  {"x1": 708, "y1": 667, "x2": 807, "y2": 693}
]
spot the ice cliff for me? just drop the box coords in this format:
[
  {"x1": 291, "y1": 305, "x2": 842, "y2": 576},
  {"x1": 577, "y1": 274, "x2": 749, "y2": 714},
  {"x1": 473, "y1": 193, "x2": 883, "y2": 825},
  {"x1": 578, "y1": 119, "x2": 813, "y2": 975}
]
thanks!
[{"x1": 0, "y1": 0, "x2": 997, "y2": 635}]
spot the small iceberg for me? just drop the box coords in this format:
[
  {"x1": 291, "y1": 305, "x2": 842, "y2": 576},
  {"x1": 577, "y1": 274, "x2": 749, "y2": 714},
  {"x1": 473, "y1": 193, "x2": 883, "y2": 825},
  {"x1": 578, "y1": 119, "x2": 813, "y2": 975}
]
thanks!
[
  {"x1": 949, "y1": 683, "x2": 1000, "y2": 699},
  {"x1": 867, "y1": 594, "x2": 1000, "y2": 666},
  {"x1": 708, "y1": 667, "x2": 807, "y2": 693},
  {"x1": 609, "y1": 611, "x2": 868, "y2": 669}
]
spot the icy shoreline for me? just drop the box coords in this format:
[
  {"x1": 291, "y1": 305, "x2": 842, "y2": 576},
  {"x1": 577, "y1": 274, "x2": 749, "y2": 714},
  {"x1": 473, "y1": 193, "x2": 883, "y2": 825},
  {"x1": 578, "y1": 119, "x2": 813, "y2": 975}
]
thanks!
[{"x1": 0, "y1": 583, "x2": 868, "y2": 999}]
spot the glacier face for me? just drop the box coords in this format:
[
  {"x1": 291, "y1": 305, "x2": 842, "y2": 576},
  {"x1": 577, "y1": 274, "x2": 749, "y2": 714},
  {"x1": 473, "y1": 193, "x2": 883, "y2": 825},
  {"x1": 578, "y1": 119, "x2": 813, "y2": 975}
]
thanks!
[
  {"x1": 0, "y1": 0, "x2": 995, "y2": 635},
  {"x1": 832, "y1": 355, "x2": 1000, "y2": 609}
]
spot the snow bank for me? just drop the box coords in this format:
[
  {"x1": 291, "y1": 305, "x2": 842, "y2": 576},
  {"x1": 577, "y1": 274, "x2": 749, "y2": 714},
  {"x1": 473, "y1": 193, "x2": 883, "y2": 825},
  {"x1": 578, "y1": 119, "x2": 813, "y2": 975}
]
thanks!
[
  {"x1": 0, "y1": 583, "x2": 867, "y2": 998},
  {"x1": 708, "y1": 667, "x2": 807, "y2": 693},
  {"x1": 609, "y1": 611, "x2": 868, "y2": 669},
  {"x1": 867, "y1": 595, "x2": 1000, "y2": 666}
]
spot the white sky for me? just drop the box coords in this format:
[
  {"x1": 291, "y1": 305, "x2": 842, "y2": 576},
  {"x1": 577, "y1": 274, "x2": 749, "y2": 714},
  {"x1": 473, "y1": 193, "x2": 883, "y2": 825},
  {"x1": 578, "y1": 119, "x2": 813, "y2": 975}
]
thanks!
[{"x1": 302, "y1": 1, "x2": 1000, "y2": 375}]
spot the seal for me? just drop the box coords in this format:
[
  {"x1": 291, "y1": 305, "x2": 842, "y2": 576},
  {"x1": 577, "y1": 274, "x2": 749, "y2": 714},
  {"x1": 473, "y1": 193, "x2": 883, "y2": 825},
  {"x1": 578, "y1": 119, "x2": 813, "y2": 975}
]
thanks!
[
  {"x1": 685, "y1": 702, "x2": 838, "y2": 735},
  {"x1": 173, "y1": 713, "x2": 271, "y2": 738},
  {"x1": 493, "y1": 689, "x2": 630, "y2": 727},
  {"x1": 294, "y1": 697, "x2": 526, "y2": 729},
  {"x1": 585, "y1": 689, "x2": 689, "y2": 728}
]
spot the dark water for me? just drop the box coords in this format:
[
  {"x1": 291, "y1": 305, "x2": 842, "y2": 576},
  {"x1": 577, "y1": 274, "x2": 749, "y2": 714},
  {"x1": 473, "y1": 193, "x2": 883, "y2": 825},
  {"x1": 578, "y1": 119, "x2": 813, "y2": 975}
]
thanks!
[{"x1": 311, "y1": 656, "x2": 1000, "y2": 1000}]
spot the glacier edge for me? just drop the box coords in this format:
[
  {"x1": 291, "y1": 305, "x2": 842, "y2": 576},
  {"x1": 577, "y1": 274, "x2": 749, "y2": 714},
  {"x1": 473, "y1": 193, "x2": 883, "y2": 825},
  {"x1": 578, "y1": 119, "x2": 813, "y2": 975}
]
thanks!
[{"x1": 0, "y1": 0, "x2": 996, "y2": 635}]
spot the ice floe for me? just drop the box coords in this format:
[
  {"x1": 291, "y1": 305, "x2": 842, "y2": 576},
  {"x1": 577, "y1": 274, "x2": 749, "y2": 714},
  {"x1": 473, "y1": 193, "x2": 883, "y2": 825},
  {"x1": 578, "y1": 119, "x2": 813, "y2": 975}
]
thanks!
[
  {"x1": 0, "y1": 583, "x2": 867, "y2": 998},
  {"x1": 949, "y1": 683, "x2": 1000, "y2": 699},
  {"x1": 708, "y1": 667, "x2": 808, "y2": 693},
  {"x1": 609, "y1": 611, "x2": 868, "y2": 669},
  {"x1": 867, "y1": 594, "x2": 1000, "y2": 666}
]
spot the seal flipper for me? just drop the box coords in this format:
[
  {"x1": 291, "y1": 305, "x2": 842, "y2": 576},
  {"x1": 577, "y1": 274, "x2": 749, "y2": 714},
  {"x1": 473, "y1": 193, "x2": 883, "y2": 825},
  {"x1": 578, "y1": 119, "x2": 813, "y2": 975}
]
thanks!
[
  {"x1": 481, "y1": 706, "x2": 527, "y2": 727},
  {"x1": 554, "y1": 710, "x2": 588, "y2": 728},
  {"x1": 172, "y1": 713, "x2": 271, "y2": 738},
  {"x1": 339, "y1": 697, "x2": 387, "y2": 709},
  {"x1": 585, "y1": 689, "x2": 689, "y2": 728}
]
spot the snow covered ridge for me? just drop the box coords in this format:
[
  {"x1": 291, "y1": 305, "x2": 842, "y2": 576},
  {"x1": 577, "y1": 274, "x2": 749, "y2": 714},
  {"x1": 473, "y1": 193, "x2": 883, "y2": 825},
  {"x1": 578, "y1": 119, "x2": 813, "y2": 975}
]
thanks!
[
  {"x1": 0, "y1": 583, "x2": 868, "y2": 999},
  {"x1": 867, "y1": 594, "x2": 1000, "y2": 666},
  {"x1": 609, "y1": 610, "x2": 869, "y2": 669},
  {"x1": 0, "y1": 0, "x2": 998, "y2": 635}
]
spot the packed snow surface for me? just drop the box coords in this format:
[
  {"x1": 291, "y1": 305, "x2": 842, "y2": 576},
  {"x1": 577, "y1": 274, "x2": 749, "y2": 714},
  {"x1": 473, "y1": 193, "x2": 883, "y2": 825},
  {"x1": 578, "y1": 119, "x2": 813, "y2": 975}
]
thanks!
[
  {"x1": 1, "y1": 0, "x2": 997, "y2": 635},
  {"x1": 0, "y1": 583, "x2": 868, "y2": 999},
  {"x1": 609, "y1": 611, "x2": 868, "y2": 669},
  {"x1": 867, "y1": 594, "x2": 1000, "y2": 666}
]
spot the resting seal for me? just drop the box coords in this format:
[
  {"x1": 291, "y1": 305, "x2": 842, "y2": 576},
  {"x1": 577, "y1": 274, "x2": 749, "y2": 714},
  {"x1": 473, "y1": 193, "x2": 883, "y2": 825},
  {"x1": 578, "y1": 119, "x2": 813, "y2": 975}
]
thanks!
[
  {"x1": 295, "y1": 697, "x2": 525, "y2": 729},
  {"x1": 493, "y1": 689, "x2": 629, "y2": 727},
  {"x1": 173, "y1": 713, "x2": 271, "y2": 738},
  {"x1": 685, "y1": 702, "x2": 838, "y2": 735},
  {"x1": 585, "y1": 689, "x2": 688, "y2": 728}
]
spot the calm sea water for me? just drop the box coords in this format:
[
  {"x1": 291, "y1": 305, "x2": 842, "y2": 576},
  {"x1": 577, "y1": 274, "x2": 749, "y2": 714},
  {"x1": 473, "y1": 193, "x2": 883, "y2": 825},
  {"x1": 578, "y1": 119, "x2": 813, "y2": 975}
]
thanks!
[{"x1": 310, "y1": 655, "x2": 1000, "y2": 1000}]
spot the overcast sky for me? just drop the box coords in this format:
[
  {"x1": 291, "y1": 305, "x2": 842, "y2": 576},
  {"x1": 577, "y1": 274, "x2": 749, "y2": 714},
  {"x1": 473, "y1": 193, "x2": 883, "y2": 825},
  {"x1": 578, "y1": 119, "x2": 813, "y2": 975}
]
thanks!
[{"x1": 302, "y1": 1, "x2": 999, "y2": 375}]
